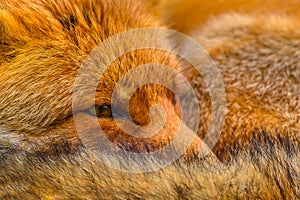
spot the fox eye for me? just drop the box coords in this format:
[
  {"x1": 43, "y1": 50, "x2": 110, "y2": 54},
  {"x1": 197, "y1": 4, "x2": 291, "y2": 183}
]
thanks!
[
  {"x1": 172, "y1": 96, "x2": 177, "y2": 105},
  {"x1": 87, "y1": 105, "x2": 113, "y2": 118}
]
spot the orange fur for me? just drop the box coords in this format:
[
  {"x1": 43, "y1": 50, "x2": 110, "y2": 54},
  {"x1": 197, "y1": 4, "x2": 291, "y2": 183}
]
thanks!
[
  {"x1": 184, "y1": 13, "x2": 300, "y2": 159},
  {"x1": 1, "y1": 0, "x2": 300, "y2": 198},
  {"x1": 0, "y1": 0, "x2": 206, "y2": 158}
]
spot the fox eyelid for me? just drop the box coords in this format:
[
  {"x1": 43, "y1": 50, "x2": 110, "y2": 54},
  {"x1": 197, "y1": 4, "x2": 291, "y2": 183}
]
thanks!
[{"x1": 87, "y1": 105, "x2": 113, "y2": 118}]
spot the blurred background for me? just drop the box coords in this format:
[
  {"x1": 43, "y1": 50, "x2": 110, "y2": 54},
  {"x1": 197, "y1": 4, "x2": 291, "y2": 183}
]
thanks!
[{"x1": 148, "y1": 0, "x2": 300, "y2": 34}]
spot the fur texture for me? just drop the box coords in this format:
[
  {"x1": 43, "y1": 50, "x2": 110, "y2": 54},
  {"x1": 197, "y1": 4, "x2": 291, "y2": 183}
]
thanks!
[
  {"x1": 0, "y1": 0, "x2": 300, "y2": 199},
  {"x1": 185, "y1": 13, "x2": 300, "y2": 159},
  {"x1": 1, "y1": 140, "x2": 299, "y2": 199},
  {"x1": 0, "y1": 0, "x2": 204, "y2": 155}
]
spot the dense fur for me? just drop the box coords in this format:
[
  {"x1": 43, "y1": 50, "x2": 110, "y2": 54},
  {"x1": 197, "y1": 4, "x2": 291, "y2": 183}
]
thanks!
[
  {"x1": 186, "y1": 13, "x2": 300, "y2": 159},
  {"x1": 0, "y1": 0, "x2": 300, "y2": 199},
  {"x1": 1, "y1": 140, "x2": 299, "y2": 199},
  {"x1": 0, "y1": 0, "x2": 204, "y2": 155}
]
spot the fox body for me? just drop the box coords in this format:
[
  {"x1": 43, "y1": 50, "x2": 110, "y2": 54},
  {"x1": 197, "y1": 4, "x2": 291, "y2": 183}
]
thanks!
[{"x1": 0, "y1": 0, "x2": 299, "y2": 199}]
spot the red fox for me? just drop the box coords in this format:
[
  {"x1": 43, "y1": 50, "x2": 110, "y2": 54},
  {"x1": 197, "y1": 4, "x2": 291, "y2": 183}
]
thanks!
[{"x1": 0, "y1": 0, "x2": 299, "y2": 199}]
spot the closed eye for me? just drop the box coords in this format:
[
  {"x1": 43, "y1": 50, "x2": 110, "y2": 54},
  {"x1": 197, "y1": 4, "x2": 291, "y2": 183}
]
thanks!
[
  {"x1": 87, "y1": 105, "x2": 113, "y2": 118},
  {"x1": 172, "y1": 96, "x2": 177, "y2": 105}
]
